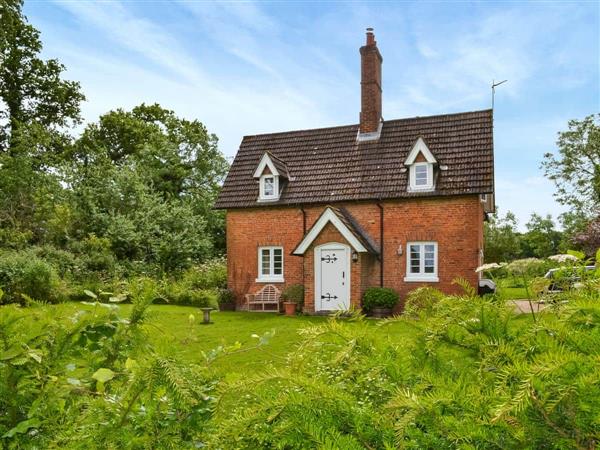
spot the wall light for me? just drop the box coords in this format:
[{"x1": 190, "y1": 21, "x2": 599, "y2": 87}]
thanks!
[{"x1": 352, "y1": 251, "x2": 359, "y2": 263}]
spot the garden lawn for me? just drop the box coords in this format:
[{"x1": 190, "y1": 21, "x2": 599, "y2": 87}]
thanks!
[
  {"x1": 38, "y1": 303, "x2": 423, "y2": 376},
  {"x1": 497, "y1": 277, "x2": 529, "y2": 299}
]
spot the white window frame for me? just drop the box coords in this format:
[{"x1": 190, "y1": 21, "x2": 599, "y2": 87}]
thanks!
[
  {"x1": 409, "y1": 162, "x2": 434, "y2": 191},
  {"x1": 256, "y1": 246, "x2": 284, "y2": 282},
  {"x1": 404, "y1": 241, "x2": 439, "y2": 282},
  {"x1": 259, "y1": 174, "x2": 279, "y2": 201}
]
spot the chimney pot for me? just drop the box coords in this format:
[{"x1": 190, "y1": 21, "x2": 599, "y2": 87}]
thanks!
[{"x1": 366, "y1": 27, "x2": 375, "y2": 46}]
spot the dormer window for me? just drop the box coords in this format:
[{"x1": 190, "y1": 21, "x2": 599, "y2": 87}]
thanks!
[
  {"x1": 260, "y1": 174, "x2": 278, "y2": 200},
  {"x1": 253, "y1": 152, "x2": 289, "y2": 202},
  {"x1": 410, "y1": 162, "x2": 434, "y2": 190},
  {"x1": 405, "y1": 137, "x2": 437, "y2": 192}
]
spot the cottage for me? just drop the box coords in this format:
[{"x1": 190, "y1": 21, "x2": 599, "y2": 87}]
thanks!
[{"x1": 214, "y1": 29, "x2": 494, "y2": 313}]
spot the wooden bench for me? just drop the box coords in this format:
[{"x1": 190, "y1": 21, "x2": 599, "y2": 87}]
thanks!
[{"x1": 245, "y1": 285, "x2": 281, "y2": 312}]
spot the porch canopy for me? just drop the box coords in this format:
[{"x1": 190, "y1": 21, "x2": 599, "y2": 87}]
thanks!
[{"x1": 292, "y1": 206, "x2": 379, "y2": 256}]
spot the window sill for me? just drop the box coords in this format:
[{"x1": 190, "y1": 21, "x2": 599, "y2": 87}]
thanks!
[
  {"x1": 404, "y1": 276, "x2": 439, "y2": 283},
  {"x1": 255, "y1": 277, "x2": 285, "y2": 283},
  {"x1": 257, "y1": 197, "x2": 280, "y2": 203},
  {"x1": 407, "y1": 186, "x2": 435, "y2": 193}
]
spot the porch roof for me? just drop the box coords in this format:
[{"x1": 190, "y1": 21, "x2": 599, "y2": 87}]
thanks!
[{"x1": 292, "y1": 206, "x2": 379, "y2": 256}]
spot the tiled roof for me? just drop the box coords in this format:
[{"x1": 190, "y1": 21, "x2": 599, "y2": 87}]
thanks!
[
  {"x1": 335, "y1": 207, "x2": 380, "y2": 255},
  {"x1": 266, "y1": 152, "x2": 289, "y2": 179},
  {"x1": 215, "y1": 109, "x2": 494, "y2": 209}
]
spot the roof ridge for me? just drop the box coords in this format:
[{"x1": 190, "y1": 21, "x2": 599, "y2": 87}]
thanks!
[{"x1": 242, "y1": 109, "x2": 492, "y2": 140}]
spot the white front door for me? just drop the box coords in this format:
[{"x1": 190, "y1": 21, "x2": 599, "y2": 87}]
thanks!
[{"x1": 315, "y1": 244, "x2": 350, "y2": 311}]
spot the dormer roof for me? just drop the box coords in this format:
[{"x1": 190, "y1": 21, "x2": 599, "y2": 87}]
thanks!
[
  {"x1": 404, "y1": 137, "x2": 437, "y2": 165},
  {"x1": 253, "y1": 152, "x2": 289, "y2": 179}
]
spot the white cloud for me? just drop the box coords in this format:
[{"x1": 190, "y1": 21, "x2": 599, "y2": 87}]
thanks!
[{"x1": 29, "y1": 0, "x2": 595, "y2": 225}]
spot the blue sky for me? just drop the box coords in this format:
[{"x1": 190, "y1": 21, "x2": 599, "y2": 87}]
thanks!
[{"x1": 26, "y1": 1, "x2": 599, "y2": 229}]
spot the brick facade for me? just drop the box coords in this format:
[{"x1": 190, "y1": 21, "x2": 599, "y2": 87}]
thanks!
[{"x1": 226, "y1": 195, "x2": 484, "y2": 313}]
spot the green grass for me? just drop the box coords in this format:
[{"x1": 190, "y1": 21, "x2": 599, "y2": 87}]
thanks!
[
  {"x1": 27, "y1": 301, "x2": 534, "y2": 381},
  {"x1": 496, "y1": 277, "x2": 529, "y2": 300},
  {"x1": 44, "y1": 303, "x2": 423, "y2": 376}
]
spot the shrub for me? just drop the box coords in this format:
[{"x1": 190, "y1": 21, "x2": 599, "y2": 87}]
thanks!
[
  {"x1": 218, "y1": 288, "x2": 236, "y2": 305},
  {"x1": 281, "y1": 283, "x2": 304, "y2": 303},
  {"x1": 505, "y1": 257, "x2": 552, "y2": 278},
  {"x1": 70, "y1": 234, "x2": 118, "y2": 276},
  {"x1": 180, "y1": 257, "x2": 226, "y2": 290},
  {"x1": 361, "y1": 287, "x2": 399, "y2": 312},
  {"x1": 161, "y1": 278, "x2": 218, "y2": 308},
  {"x1": 0, "y1": 252, "x2": 63, "y2": 303},
  {"x1": 32, "y1": 245, "x2": 79, "y2": 278},
  {"x1": 404, "y1": 286, "x2": 445, "y2": 318}
]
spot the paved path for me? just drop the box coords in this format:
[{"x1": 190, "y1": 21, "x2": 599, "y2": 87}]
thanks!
[{"x1": 510, "y1": 300, "x2": 548, "y2": 314}]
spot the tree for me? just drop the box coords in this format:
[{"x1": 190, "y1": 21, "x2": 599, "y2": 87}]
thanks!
[
  {"x1": 484, "y1": 210, "x2": 522, "y2": 262},
  {"x1": 67, "y1": 104, "x2": 229, "y2": 270},
  {"x1": 0, "y1": 0, "x2": 84, "y2": 246},
  {"x1": 542, "y1": 114, "x2": 600, "y2": 215},
  {"x1": 558, "y1": 210, "x2": 590, "y2": 252},
  {"x1": 521, "y1": 213, "x2": 561, "y2": 258},
  {"x1": 0, "y1": 0, "x2": 84, "y2": 160},
  {"x1": 574, "y1": 217, "x2": 600, "y2": 257}
]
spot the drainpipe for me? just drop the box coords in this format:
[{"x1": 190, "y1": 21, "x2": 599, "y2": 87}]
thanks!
[
  {"x1": 301, "y1": 205, "x2": 307, "y2": 235},
  {"x1": 300, "y1": 206, "x2": 307, "y2": 308},
  {"x1": 377, "y1": 202, "x2": 384, "y2": 287}
]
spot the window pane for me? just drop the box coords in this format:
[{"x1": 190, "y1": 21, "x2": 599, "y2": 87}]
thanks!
[
  {"x1": 264, "y1": 177, "x2": 274, "y2": 196},
  {"x1": 261, "y1": 249, "x2": 270, "y2": 275},
  {"x1": 415, "y1": 165, "x2": 428, "y2": 186},
  {"x1": 409, "y1": 244, "x2": 421, "y2": 274},
  {"x1": 273, "y1": 249, "x2": 282, "y2": 275}
]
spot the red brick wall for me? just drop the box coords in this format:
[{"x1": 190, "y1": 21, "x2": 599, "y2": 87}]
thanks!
[
  {"x1": 225, "y1": 195, "x2": 484, "y2": 312},
  {"x1": 226, "y1": 208, "x2": 304, "y2": 308}
]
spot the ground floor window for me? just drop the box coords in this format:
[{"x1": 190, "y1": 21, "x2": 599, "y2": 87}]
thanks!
[
  {"x1": 257, "y1": 246, "x2": 284, "y2": 282},
  {"x1": 405, "y1": 241, "x2": 438, "y2": 282}
]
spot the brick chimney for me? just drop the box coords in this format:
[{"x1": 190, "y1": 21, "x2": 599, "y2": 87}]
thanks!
[{"x1": 359, "y1": 28, "x2": 383, "y2": 136}]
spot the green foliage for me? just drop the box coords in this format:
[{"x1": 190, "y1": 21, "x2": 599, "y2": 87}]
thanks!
[
  {"x1": 207, "y1": 289, "x2": 600, "y2": 449},
  {"x1": 0, "y1": 250, "x2": 63, "y2": 303},
  {"x1": 281, "y1": 283, "x2": 305, "y2": 306},
  {"x1": 217, "y1": 288, "x2": 236, "y2": 305},
  {"x1": 522, "y1": 213, "x2": 562, "y2": 258},
  {"x1": 362, "y1": 287, "x2": 399, "y2": 311},
  {"x1": 0, "y1": 291, "x2": 215, "y2": 448},
  {"x1": 66, "y1": 103, "x2": 228, "y2": 270},
  {"x1": 159, "y1": 258, "x2": 225, "y2": 307},
  {"x1": 0, "y1": 0, "x2": 84, "y2": 157},
  {"x1": 505, "y1": 257, "x2": 551, "y2": 278},
  {"x1": 0, "y1": 4, "x2": 228, "y2": 279},
  {"x1": 542, "y1": 113, "x2": 600, "y2": 215},
  {"x1": 404, "y1": 286, "x2": 445, "y2": 318},
  {"x1": 484, "y1": 210, "x2": 522, "y2": 263}
]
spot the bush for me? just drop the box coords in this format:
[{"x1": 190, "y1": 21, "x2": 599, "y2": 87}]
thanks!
[
  {"x1": 161, "y1": 278, "x2": 218, "y2": 308},
  {"x1": 362, "y1": 287, "x2": 399, "y2": 312},
  {"x1": 0, "y1": 252, "x2": 63, "y2": 303},
  {"x1": 180, "y1": 257, "x2": 226, "y2": 290},
  {"x1": 404, "y1": 286, "x2": 445, "y2": 317},
  {"x1": 32, "y1": 245, "x2": 79, "y2": 278},
  {"x1": 281, "y1": 283, "x2": 304, "y2": 303},
  {"x1": 218, "y1": 288, "x2": 236, "y2": 305}
]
